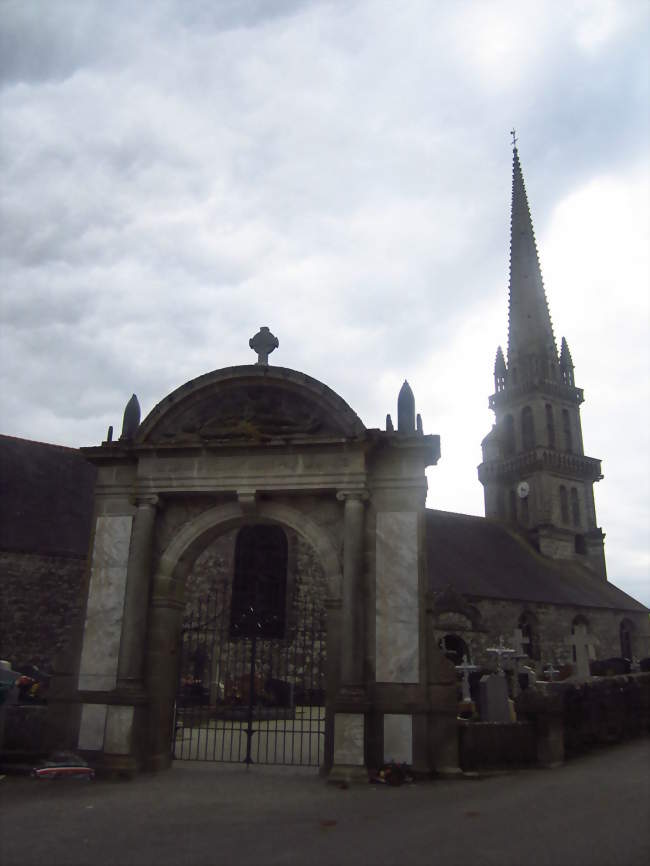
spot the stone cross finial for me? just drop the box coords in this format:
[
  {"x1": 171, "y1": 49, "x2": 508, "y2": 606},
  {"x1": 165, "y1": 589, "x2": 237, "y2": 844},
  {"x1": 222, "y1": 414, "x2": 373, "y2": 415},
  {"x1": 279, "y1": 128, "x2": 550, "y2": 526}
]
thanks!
[
  {"x1": 510, "y1": 128, "x2": 518, "y2": 148},
  {"x1": 249, "y1": 327, "x2": 279, "y2": 365},
  {"x1": 486, "y1": 635, "x2": 516, "y2": 675}
]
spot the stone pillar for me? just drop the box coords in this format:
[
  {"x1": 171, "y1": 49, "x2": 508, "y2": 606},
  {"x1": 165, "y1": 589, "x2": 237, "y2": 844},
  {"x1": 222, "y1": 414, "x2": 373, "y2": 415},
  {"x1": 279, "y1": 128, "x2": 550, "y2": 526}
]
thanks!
[
  {"x1": 330, "y1": 491, "x2": 369, "y2": 783},
  {"x1": 337, "y1": 491, "x2": 367, "y2": 687},
  {"x1": 145, "y1": 574, "x2": 185, "y2": 771},
  {"x1": 116, "y1": 495, "x2": 159, "y2": 692}
]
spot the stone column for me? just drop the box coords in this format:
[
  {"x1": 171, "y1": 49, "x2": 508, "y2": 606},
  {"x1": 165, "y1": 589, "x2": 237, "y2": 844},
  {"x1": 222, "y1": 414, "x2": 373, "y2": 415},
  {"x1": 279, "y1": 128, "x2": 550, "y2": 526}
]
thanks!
[
  {"x1": 117, "y1": 495, "x2": 159, "y2": 692},
  {"x1": 330, "y1": 491, "x2": 368, "y2": 783},
  {"x1": 336, "y1": 491, "x2": 367, "y2": 687},
  {"x1": 145, "y1": 574, "x2": 185, "y2": 770}
]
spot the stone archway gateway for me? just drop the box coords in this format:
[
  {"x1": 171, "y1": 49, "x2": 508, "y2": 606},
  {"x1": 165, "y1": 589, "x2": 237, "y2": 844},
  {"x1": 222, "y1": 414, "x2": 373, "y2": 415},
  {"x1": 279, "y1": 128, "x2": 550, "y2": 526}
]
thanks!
[{"x1": 67, "y1": 333, "x2": 459, "y2": 778}]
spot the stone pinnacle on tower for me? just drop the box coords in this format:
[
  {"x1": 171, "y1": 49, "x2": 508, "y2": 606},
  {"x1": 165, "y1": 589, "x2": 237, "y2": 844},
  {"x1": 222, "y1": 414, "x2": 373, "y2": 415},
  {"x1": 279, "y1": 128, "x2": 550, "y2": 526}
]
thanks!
[{"x1": 507, "y1": 140, "x2": 557, "y2": 374}]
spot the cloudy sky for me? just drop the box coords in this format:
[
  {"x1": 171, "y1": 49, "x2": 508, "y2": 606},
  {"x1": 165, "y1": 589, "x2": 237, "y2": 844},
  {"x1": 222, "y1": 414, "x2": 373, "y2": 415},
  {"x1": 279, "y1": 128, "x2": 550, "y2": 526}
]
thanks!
[{"x1": 1, "y1": 0, "x2": 648, "y2": 604}]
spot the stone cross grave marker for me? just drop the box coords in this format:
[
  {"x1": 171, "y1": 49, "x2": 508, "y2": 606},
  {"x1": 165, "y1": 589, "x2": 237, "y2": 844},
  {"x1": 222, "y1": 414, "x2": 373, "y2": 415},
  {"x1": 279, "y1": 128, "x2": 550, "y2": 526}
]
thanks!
[
  {"x1": 509, "y1": 629, "x2": 531, "y2": 697},
  {"x1": 542, "y1": 662, "x2": 560, "y2": 682},
  {"x1": 486, "y1": 635, "x2": 516, "y2": 675},
  {"x1": 455, "y1": 655, "x2": 479, "y2": 703}
]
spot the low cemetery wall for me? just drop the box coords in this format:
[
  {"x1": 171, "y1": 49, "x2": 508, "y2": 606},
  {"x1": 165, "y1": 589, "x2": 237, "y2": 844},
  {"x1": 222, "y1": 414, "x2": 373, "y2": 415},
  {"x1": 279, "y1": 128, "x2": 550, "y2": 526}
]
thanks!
[
  {"x1": 459, "y1": 721, "x2": 536, "y2": 771},
  {"x1": 516, "y1": 672, "x2": 650, "y2": 765}
]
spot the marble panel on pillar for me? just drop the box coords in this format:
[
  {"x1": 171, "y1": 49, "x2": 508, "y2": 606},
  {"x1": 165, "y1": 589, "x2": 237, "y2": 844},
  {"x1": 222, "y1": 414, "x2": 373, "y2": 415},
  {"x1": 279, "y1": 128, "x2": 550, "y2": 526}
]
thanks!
[
  {"x1": 375, "y1": 512, "x2": 419, "y2": 683},
  {"x1": 383, "y1": 714, "x2": 413, "y2": 764},
  {"x1": 104, "y1": 706, "x2": 135, "y2": 754},
  {"x1": 78, "y1": 703, "x2": 108, "y2": 751},
  {"x1": 333, "y1": 713, "x2": 365, "y2": 765},
  {"x1": 78, "y1": 515, "x2": 133, "y2": 691}
]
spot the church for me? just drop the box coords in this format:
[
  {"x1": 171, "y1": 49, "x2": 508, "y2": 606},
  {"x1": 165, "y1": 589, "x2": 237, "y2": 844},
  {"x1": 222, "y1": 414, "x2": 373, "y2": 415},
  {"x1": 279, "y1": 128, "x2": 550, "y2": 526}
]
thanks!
[{"x1": 0, "y1": 145, "x2": 647, "y2": 776}]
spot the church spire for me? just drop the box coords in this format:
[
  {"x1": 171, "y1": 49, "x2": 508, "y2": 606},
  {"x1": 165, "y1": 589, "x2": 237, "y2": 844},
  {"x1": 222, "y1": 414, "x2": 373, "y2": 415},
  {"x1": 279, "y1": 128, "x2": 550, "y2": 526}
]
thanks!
[{"x1": 507, "y1": 142, "x2": 557, "y2": 372}]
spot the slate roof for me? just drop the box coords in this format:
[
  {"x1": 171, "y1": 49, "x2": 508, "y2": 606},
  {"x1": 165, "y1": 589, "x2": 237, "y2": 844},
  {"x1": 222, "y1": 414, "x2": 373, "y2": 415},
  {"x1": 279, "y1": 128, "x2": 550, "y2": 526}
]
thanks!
[
  {"x1": 0, "y1": 435, "x2": 96, "y2": 557},
  {"x1": 426, "y1": 509, "x2": 646, "y2": 613}
]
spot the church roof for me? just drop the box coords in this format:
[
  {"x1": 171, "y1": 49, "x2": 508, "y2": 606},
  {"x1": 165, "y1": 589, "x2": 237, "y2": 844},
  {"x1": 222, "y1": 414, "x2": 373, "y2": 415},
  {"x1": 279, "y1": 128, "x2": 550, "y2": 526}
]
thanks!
[
  {"x1": 507, "y1": 146, "x2": 558, "y2": 365},
  {"x1": 426, "y1": 509, "x2": 646, "y2": 612},
  {"x1": 0, "y1": 435, "x2": 95, "y2": 557}
]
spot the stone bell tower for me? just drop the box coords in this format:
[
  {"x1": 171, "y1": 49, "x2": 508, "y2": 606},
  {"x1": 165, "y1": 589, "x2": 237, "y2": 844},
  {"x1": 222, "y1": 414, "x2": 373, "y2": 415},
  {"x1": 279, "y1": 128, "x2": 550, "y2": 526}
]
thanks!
[{"x1": 478, "y1": 140, "x2": 607, "y2": 579}]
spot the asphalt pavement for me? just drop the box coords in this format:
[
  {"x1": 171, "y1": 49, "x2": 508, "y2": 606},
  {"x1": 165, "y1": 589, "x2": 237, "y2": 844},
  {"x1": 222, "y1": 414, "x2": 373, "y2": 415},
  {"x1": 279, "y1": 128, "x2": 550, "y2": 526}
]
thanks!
[{"x1": 1, "y1": 738, "x2": 648, "y2": 866}]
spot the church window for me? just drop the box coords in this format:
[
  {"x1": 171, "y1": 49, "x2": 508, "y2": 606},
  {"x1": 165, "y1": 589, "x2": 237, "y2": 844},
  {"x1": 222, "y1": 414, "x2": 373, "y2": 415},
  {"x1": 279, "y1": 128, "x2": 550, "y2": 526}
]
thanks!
[
  {"x1": 521, "y1": 406, "x2": 535, "y2": 451},
  {"x1": 562, "y1": 409, "x2": 573, "y2": 453},
  {"x1": 503, "y1": 414, "x2": 516, "y2": 456},
  {"x1": 545, "y1": 404, "x2": 555, "y2": 448},
  {"x1": 518, "y1": 612, "x2": 539, "y2": 660},
  {"x1": 509, "y1": 490, "x2": 517, "y2": 523},
  {"x1": 230, "y1": 525, "x2": 288, "y2": 639},
  {"x1": 560, "y1": 486, "x2": 569, "y2": 523},
  {"x1": 619, "y1": 619, "x2": 634, "y2": 660},
  {"x1": 440, "y1": 634, "x2": 468, "y2": 665},
  {"x1": 570, "y1": 488, "x2": 581, "y2": 528}
]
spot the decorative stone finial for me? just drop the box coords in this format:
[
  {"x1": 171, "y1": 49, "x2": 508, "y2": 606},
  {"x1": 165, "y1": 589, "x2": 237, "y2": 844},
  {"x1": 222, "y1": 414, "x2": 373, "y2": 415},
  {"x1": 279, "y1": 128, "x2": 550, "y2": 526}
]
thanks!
[
  {"x1": 397, "y1": 380, "x2": 415, "y2": 433},
  {"x1": 249, "y1": 327, "x2": 279, "y2": 365},
  {"x1": 120, "y1": 394, "x2": 141, "y2": 440}
]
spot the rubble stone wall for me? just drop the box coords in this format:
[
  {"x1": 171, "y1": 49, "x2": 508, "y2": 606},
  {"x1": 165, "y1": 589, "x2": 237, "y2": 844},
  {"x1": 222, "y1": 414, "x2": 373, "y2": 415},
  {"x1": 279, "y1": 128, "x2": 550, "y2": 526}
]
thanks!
[{"x1": 0, "y1": 550, "x2": 88, "y2": 672}]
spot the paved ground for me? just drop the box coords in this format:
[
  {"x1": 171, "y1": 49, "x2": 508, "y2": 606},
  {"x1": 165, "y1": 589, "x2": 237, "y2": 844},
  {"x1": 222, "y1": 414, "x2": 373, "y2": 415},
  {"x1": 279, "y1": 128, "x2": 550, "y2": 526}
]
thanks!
[{"x1": 1, "y1": 738, "x2": 648, "y2": 866}]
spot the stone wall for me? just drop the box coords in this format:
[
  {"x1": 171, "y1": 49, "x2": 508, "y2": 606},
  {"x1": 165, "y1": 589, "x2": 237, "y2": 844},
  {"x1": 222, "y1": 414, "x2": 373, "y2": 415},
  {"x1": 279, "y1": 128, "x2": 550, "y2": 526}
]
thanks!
[{"x1": 0, "y1": 550, "x2": 88, "y2": 672}]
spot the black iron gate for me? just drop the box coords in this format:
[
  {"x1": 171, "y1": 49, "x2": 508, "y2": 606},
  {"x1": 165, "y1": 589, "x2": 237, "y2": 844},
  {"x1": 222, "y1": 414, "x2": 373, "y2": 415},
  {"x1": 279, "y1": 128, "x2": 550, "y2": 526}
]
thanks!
[{"x1": 173, "y1": 582, "x2": 326, "y2": 766}]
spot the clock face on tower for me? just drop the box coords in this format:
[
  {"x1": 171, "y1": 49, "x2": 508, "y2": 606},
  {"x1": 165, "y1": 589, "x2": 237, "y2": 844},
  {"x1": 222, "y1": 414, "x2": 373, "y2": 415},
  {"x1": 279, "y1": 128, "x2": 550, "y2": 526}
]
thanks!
[{"x1": 517, "y1": 481, "x2": 530, "y2": 499}]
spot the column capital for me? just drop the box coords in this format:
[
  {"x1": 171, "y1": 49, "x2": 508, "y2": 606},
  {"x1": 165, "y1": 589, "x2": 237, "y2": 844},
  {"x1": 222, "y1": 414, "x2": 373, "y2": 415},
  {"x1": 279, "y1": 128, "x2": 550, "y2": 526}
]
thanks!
[
  {"x1": 133, "y1": 493, "x2": 161, "y2": 510},
  {"x1": 336, "y1": 489, "x2": 369, "y2": 503}
]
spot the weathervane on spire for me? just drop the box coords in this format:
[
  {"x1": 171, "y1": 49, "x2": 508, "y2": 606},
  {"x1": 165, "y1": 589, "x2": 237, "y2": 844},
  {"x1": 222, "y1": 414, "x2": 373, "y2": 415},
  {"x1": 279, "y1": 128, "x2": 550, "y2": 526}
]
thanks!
[{"x1": 510, "y1": 128, "x2": 518, "y2": 149}]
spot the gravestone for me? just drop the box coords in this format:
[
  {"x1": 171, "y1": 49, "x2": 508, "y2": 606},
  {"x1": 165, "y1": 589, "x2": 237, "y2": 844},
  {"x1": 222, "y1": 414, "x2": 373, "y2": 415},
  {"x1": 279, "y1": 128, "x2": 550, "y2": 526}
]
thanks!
[{"x1": 478, "y1": 674, "x2": 511, "y2": 723}]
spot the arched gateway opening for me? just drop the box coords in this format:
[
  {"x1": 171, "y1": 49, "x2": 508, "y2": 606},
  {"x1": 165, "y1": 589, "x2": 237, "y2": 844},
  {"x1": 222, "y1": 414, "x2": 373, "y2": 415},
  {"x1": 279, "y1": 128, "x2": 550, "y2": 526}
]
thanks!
[{"x1": 173, "y1": 523, "x2": 328, "y2": 766}]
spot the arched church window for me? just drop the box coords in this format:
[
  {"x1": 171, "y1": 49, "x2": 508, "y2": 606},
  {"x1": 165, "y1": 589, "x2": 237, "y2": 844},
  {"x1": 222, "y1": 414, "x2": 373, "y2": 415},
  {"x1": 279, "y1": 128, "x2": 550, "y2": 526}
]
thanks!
[
  {"x1": 562, "y1": 409, "x2": 573, "y2": 453},
  {"x1": 571, "y1": 488, "x2": 581, "y2": 528},
  {"x1": 619, "y1": 619, "x2": 635, "y2": 660},
  {"x1": 518, "y1": 612, "x2": 539, "y2": 660},
  {"x1": 545, "y1": 404, "x2": 555, "y2": 448},
  {"x1": 440, "y1": 634, "x2": 468, "y2": 665},
  {"x1": 230, "y1": 524, "x2": 288, "y2": 639},
  {"x1": 521, "y1": 406, "x2": 535, "y2": 451},
  {"x1": 503, "y1": 415, "x2": 516, "y2": 456},
  {"x1": 560, "y1": 486, "x2": 569, "y2": 523}
]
